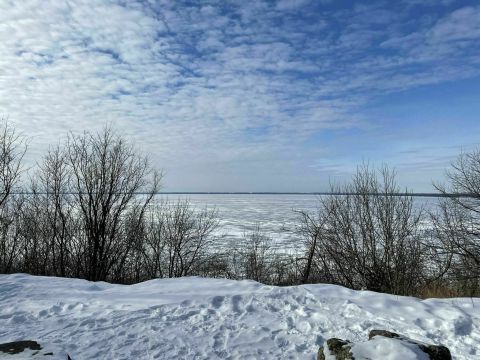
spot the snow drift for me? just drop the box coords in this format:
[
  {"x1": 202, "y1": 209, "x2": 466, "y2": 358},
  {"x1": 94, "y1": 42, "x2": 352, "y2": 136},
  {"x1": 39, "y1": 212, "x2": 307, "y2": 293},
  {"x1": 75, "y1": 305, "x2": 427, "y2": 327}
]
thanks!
[{"x1": 0, "y1": 274, "x2": 478, "y2": 359}]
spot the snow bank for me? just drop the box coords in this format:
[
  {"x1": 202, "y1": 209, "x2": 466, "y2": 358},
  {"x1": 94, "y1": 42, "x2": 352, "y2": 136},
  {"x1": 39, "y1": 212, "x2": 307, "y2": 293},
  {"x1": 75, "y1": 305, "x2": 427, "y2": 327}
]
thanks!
[
  {"x1": 350, "y1": 336, "x2": 431, "y2": 360},
  {"x1": 0, "y1": 274, "x2": 478, "y2": 359}
]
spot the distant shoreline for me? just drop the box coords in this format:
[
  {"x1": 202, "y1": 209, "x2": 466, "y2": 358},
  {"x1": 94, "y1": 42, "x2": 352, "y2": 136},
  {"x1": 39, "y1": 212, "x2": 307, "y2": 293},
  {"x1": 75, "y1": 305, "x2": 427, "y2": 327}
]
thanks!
[
  {"x1": 7, "y1": 191, "x2": 474, "y2": 198},
  {"x1": 156, "y1": 192, "x2": 471, "y2": 198}
]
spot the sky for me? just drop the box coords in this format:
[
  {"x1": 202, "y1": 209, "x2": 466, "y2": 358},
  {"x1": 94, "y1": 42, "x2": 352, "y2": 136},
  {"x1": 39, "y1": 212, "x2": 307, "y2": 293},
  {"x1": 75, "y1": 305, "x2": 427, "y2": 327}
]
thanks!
[{"x1": 0, "y1": 0, "x2": 479, "y2": 192}]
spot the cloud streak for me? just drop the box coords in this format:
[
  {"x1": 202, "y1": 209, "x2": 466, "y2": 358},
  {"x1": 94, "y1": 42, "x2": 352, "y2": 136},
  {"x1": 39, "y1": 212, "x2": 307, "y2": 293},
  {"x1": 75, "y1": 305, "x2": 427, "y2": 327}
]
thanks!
[{"x1": 0, "y1": 0, "x2": 479, "y2": 191}]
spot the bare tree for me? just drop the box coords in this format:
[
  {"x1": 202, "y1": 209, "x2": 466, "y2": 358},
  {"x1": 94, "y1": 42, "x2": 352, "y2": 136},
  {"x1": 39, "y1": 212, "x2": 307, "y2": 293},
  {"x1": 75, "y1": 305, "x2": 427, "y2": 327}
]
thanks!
[
  {"x1": 296, "y1": 209, "x2": 325, "y2": 284},
  {"x1": 19, "y1": 146, "x2": 75, "y2": 276},
  {"x1": 66, "y1": 127, "x2": 161, "y2": 281},
  {"x1": 0, "y1": 122, "x2": 27, "y2": 206},
  {"x1": 164, "y1": 200, "x2": 219, "y2": 277},
  {"x1": 236, "y1": 225, "x2": 274, "y2": 283},
  {"x1": 40, "y1": 146, "x2": 73, "y2": 276},
  {"x1": 0, "y1": 122, "x2": 27, "y2": 273},
  {"x1": 299, "y1": 165, "x2": 425, "y2": 295},
  {"x1": 141, "y1": 202, "x2": 168, "y2": 279},
  {"x1": 141, "y1": 200, "x2": 219, "y2": 278},
  {"x1": 5, "y1": 120, "x2": 469, "y2": 296},
  {"x1": 432, "y1": 148, "x2": 480, "y2": 295},
  {"x1": 0, "y1": 195, "x2": 24, "y2": 273},
  {"x1": 112, "y1": 205, "x2": 151, "y2": 284}
]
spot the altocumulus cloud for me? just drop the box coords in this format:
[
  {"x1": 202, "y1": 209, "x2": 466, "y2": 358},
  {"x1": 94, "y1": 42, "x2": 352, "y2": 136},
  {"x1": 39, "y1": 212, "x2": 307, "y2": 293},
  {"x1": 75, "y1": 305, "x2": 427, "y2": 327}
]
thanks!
[{"x1": 0, "y1": 0, "x2": 479, "y2": 191}]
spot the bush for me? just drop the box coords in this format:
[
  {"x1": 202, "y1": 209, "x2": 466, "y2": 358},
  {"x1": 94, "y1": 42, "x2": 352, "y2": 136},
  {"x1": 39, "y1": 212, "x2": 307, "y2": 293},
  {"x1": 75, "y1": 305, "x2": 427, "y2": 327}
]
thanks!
[
  {"x1": 298, "y1": 165, "x2": 426, "y2": 295},
  {"x1": 431, "y1": 148, "x2": 480, "y2": 296}
]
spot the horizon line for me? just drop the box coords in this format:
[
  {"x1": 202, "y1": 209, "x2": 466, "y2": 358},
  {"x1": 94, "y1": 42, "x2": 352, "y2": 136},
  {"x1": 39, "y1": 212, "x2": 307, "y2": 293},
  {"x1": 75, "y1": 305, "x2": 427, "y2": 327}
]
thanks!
[
  {"x1": 7, "y1": 191, "x2": 473, "y2": 198},
  {"x1": 156, "y1": 192, "x2": 468, "y2": 197}
]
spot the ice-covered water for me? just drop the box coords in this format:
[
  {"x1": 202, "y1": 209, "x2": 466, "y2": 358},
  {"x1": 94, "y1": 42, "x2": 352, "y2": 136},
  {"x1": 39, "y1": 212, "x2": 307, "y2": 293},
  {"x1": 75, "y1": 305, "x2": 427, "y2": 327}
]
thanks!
[{"x1": 155, "y1": 194, "x2": 441, "y2": 250}]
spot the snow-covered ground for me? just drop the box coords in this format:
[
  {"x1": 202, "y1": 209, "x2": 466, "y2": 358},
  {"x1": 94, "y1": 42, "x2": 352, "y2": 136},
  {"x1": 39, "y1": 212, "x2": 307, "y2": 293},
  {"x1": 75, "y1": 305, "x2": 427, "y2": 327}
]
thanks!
[{"x1": 1, "y1": 274, "x2": 478, "y2": 359}]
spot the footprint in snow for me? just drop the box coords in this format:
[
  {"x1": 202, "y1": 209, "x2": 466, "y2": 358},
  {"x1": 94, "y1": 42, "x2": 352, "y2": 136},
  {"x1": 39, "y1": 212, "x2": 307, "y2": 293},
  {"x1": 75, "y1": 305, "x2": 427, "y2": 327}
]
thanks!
[{"x1": 211, "y1": 296, "x2": 225, "y2": 309}]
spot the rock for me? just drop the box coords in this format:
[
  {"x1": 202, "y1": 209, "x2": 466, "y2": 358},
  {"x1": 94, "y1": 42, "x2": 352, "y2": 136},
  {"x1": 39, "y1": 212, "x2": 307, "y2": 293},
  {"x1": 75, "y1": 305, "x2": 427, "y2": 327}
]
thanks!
[
  {"x1": 317, "y1": 338, "x2": 354, "y2": 360},
  {"x1": 318, "y1": 330, "x2": 452, "y2": 360},
  {"x1": 0, "y1": 340, "x2": 61, "y2": 357},
  {"x1": 368, "y1": 329, "x2": 400, "y2": 339},
  {"x1": 0, "y1": 340, "x2": 42, "y2": 355},
  {"x1": 369, "y1": 329, "x2": 451, "y2": 360},
  {"x1": 417, "y1": 344, "x2": 451, "y2": 360}
]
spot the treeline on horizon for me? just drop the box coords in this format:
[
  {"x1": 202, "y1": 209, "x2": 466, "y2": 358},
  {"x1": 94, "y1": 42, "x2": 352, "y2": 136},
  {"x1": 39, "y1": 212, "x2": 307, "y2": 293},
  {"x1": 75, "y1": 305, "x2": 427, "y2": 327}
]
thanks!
[{"x1": 0, "y1": 121, "x2": 479, "y2": 298}]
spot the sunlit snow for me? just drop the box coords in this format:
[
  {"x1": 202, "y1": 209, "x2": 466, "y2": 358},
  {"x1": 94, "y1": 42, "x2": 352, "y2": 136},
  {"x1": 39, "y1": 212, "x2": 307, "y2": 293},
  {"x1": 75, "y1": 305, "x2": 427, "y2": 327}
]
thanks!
[{"x1": 1, "y1": 274, "x2": 478, "y2": 359}]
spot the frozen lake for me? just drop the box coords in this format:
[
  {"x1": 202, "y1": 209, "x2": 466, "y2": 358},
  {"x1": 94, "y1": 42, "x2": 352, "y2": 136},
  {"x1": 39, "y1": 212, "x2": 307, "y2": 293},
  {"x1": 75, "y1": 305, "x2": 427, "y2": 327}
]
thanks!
[{"x1": 155, "y1": 194, "x2": 441, "y2": 251}]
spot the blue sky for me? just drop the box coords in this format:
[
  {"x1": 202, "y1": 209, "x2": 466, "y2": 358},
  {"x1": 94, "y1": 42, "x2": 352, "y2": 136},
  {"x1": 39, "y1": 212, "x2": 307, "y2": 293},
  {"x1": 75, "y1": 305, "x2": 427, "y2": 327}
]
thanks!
[{"x1": 0, "y1": 0, "x2": 479, "y2": 192}]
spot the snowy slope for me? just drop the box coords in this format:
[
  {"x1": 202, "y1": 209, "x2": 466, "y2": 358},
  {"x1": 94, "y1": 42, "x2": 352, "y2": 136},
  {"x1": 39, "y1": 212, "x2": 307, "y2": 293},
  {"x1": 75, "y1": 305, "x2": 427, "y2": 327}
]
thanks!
[{"x1": 0, "y1": 274, "x2": 478, "y2": 359}]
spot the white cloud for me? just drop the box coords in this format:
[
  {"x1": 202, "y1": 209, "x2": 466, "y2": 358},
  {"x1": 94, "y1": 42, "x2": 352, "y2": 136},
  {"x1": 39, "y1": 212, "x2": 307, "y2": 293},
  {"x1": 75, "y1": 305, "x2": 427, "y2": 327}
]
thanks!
[
  {"x1": 276, "y1": 0, "x2": 311, "y2": 11},
  {"x1": 0, "y1": 0, "x2": 479, "y2": 191},
  {"x1": 429, "y1": 6, "x2": 480, "y2": 42}
]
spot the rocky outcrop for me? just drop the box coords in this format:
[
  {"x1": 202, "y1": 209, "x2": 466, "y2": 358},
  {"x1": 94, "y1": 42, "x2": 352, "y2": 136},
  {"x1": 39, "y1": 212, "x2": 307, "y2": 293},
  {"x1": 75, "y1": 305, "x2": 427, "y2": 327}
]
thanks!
[
  {"x1": 0, "y1": 340, "x2": 55, "y2": 357},
  {"x1": 368, "y1": 329, "x2": 400, "y2": 339},
  {"x1": 318, "y1": 330, "x2": 451, "y2": 360},
  {"x1": 318, "y1": 338, "x2": 354, "y2": 360},
  {"x1": 0, "y1": 341, "x2": 42, "y2": 355},
  {"x1": 368, "y1": 330, "x2": 451, "y2": 360}
]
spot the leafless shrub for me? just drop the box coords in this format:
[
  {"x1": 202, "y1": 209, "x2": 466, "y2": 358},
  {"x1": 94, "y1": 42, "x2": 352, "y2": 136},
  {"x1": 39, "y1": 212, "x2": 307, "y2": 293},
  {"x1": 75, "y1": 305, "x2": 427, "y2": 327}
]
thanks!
[
  {"x1": 267, "y1": 251, "x2": 303, "y2": 286},
  {"x1": 19, "y1": 146, "x2": 74, "y2": 276},
  {"x1": 296, "y1": 209, "x2": 332, "y2": 284},
  {"x1": 0, "y1": 122, "x2": 27, "y2": 273},
  {"x1": 224, "y1": 225, "x2": 301, "y2": 285},
  {"x1": 66, "y1": 127, "x2": 161, "y2": 281},
  {"x1": 236, "y1": 225, "x2": 274, "y2": 283},
  {"x1": 431, "y1": 148, "x2": 480, "y2": 295},
  {"x1": 299, "y1": 165, "x2": 426, "y2": 295},
  {"x1": 142, "y1": 200, "x2": 220, "y2": 278},
  {"x1": 3, "y1": 120, "x2": 480, "y2": 297},
  {"x1": 13, "y1": 126, "x2": 161, "y2": 282},
  {"x1": 0, "y1": 122, "x2": 27, "y2": 207},
  {"x1": 0, "y1": 195, "x2": 24, "y2": 273}
]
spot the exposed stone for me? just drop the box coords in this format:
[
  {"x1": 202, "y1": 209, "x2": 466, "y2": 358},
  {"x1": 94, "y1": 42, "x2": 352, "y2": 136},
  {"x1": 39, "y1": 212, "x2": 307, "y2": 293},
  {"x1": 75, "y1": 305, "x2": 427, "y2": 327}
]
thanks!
[
  {"x1": 416, "y1": 343, "x2": 451, "y2": 360},
  {"x1": 317, "y1": 338, "x2": 354, "y2": 360},
  {"x1": 369, "y1": 329, "x2": 451, "y2": 360},
  {"x1": 368, "y1": 329, "x2": 400, "y2": 340},
  {"x1": 0, "y1": 340, "x2": 42, "y2": 355},
  {"x1": 318, "y1": 330, "x2": 452, "y2": 360}
]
